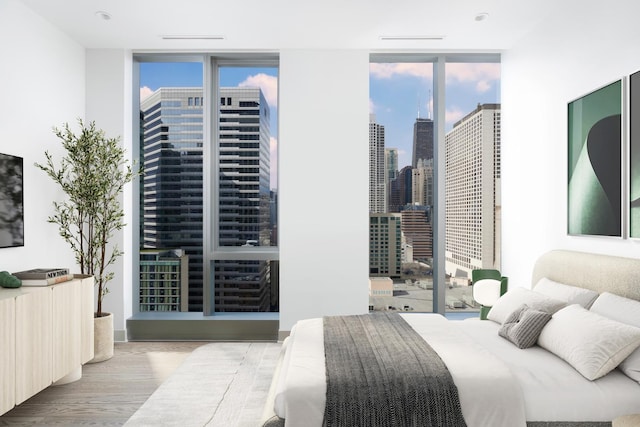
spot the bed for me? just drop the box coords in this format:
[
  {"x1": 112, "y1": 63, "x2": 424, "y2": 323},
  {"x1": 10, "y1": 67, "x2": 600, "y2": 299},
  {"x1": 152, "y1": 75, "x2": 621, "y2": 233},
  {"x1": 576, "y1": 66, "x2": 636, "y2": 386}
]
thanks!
[{"x1": 260, "y1": 250, "x2": 640, "y2": 427}]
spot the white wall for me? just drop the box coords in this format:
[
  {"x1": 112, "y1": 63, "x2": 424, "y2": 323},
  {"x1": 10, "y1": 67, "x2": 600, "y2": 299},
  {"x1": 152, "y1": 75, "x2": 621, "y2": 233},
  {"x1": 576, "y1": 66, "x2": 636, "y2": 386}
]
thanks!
[
  {"x1": 0, "y1": 0, "x2": 84, "y2": 275},
  {"x1": 278, "y1": 49, "x2": 371, "y2": 332},
  {"x1": 501, "y1": 4, "x2": 640, "y2": 289},
  {"x1": 85, "y1": 49, "x2": 134, "y2": 340}
]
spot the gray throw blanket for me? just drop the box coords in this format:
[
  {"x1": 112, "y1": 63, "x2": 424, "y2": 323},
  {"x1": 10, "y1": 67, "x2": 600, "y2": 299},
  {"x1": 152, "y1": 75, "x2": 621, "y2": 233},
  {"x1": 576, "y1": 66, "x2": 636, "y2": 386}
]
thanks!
[{"x1": 323, "y1": 313, "x2": 467, "y2": 427}]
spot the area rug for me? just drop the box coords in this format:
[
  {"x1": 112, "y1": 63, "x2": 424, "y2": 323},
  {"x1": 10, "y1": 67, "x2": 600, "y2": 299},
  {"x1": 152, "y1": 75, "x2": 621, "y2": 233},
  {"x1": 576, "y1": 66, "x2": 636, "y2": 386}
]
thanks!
[{"x1": 124, "y1": 342, "x2": 281, "y2": 427}]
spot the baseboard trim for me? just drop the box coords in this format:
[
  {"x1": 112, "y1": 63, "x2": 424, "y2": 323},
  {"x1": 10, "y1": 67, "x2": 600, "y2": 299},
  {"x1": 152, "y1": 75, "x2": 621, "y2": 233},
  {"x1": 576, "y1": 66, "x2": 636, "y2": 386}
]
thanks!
[{"x1": 114, "y1": 329, "x2": 127, "y2": 342}]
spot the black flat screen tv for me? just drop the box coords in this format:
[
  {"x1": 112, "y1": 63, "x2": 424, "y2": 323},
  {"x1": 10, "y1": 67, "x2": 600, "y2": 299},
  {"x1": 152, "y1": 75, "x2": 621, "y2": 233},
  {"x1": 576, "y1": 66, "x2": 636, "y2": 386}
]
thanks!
[{"x1": 0, "y1": 152, "x2": 24, "y2": 248}]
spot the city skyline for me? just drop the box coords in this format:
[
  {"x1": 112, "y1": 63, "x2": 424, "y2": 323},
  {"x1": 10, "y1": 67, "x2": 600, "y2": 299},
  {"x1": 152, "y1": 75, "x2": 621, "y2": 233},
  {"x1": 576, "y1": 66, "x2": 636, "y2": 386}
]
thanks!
[
  {"x1": 369, "y1": 62, "x2": 500, "y2": 169},
  {"x1": 140, "y1": 86, "x2": 276, "y2": 312},
  {"x1": 139, "y1": 61, "x2": 501, "y2": 184}
]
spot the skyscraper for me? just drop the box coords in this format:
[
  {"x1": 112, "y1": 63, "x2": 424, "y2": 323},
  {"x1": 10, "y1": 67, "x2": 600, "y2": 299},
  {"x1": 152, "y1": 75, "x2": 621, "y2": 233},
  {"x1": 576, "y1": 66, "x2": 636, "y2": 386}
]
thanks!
[
  {"x1": 385, "y1": 148, "x2": 398, "y2": 181},
  {"x1": 385, "y1": 148, "x2": 398, "y2": 212},
  {"x1": 218, "y1": 87, "x2": 272, "y2": 248},
  {"x1": 141, "y1": 88, "x2": 204, "y2": 311},
  {"x1": 369, "y1": 114, "x2": 386, "y2": 213},
  {"x1": 401, "y1": 206, "x2": 433, "y2": 262},
  {"x1": 140, "y1": 87, "x2": 274, "y2": 312},
  {"x1": 388, "y1": 165, "x2": 413, "y2": 213},
  {"x1": 412, "y1": 158, "x2": 434, "y2": 207},
  {"x1": 139, "y1": 249, "x2": 189, "y2": 312},
  {"x1": 215, "y1": 87, "x2": 274, "y2": 312},
  {"x1": 411, "y1": 118, "x2": 434, "y2": 168},
  {"x1": 369, "y1": 213, "x2": 402, "y2": 277},
  {"x1": 445, "y1": 103, "x2": 501, "y2": 278}
]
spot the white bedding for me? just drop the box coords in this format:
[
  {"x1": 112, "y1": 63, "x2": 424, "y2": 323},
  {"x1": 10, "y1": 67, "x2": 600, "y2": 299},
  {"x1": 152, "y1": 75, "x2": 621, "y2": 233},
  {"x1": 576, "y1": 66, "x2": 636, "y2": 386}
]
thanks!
[
  {"x1": 274, "y1": 313, "x2": 527, "y2": 427},
  {"x1": 273, "y1": 313, "x2": 640, "y2": 426},
  {"x1": 456, "y1": 318, "x2": 640, "y2": 422}
]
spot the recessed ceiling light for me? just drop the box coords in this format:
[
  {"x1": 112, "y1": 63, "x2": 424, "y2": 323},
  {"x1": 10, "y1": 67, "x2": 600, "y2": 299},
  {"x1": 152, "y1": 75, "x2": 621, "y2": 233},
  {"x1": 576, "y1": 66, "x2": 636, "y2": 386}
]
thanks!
[
  {"x1": 161, "y1": 35, "x2": 226, "y2": 40},
  {"x1": 475, "y1": 12, "x2": 489, "y2": 22},
  {"x1": 95, "y1": 11, "x2": 112, "y2": 21},
  {"x1": 379, "y1": 35, "x2": 445, "y2": 41}
]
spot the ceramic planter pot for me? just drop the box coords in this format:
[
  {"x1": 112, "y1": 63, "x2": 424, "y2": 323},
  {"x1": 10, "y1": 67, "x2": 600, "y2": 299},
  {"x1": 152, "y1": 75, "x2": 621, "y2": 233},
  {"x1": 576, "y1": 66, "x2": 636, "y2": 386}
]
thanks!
[{"x1": 89, "y1": 312, "x2": 114, "y2": 363}]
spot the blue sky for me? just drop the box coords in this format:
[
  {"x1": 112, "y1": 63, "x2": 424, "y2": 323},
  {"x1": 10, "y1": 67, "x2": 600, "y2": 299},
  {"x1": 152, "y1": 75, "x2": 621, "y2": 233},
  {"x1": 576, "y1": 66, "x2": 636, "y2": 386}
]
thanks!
[
  {"x1": 369, "y1": 62, "x2": 501, "y2": 168},
  {"x1": 139, "y1": 61, "x2": 501, "y2": 187}
]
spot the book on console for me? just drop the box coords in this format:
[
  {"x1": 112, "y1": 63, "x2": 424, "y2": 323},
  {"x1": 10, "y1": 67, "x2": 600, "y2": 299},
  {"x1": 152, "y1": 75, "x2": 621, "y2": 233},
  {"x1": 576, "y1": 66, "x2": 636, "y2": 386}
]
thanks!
[
  {"x1": 20, "y1": 273, "x2": 75, "y2": 287},
  {"x1": 13, "y1": 268, "x2": 70, "y2": 280}
]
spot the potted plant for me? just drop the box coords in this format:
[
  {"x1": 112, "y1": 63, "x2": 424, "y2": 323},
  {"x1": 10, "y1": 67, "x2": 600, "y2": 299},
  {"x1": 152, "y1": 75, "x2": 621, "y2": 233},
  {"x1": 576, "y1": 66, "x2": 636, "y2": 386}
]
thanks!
[{"x1": 36, "y1": 119, "x2": 139, "y2": 362}]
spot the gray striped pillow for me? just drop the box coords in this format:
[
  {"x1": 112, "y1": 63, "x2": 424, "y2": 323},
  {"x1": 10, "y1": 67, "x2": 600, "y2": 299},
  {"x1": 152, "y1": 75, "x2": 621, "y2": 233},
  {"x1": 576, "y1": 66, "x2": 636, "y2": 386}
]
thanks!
[{"x1": 499, "y1": 304, "x2": 552, "y2": 349}]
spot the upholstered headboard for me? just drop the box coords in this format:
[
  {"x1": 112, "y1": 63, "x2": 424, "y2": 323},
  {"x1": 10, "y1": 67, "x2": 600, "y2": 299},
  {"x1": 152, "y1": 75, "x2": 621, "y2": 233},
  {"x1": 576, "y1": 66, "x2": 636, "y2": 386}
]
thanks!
[{"x1": 531, "y1": 250, "x2": 640, "y2": 302}]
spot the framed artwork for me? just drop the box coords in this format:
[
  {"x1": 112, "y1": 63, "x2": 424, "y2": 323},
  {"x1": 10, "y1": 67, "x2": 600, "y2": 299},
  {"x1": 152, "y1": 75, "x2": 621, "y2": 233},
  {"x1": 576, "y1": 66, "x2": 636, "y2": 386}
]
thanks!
[
  {"x1": 0, "y1": 152, "x2": 24, "y2": 248},
  {"x1": 567, "y1": 79, "x2": 622, "y2": 237},
  {"x1": 631, "y1": 71, "x2": 640, "y2": 237}
]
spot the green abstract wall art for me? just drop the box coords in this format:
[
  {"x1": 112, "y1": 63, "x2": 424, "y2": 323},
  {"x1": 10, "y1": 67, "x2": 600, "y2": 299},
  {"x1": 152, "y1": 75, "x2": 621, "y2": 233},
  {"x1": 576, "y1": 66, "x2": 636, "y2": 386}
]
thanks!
[
  {"x1": 631, "y1": 71, "x2": 640, "y2": 238},
  {"x1": 568, "y1": 80, "x2": 622, "y2": 237}
]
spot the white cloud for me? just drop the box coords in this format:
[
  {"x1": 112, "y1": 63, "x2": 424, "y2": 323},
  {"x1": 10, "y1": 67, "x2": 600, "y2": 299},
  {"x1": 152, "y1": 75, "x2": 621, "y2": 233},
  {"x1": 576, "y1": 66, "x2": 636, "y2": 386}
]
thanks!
[
  {"x1": 446, "y1": 63, "x2": 500, "y2": 94},
  {"x1": 140, "y1": 86, "x2": 154, "y2": 102},
  {"x1": 476, "y1": 80, "x2": 491, "y2": 93},
  {"x1": 370, "y1": 62, "x2": 499, "y2": 95},
  {"x1": 369, "y1": 98, "x2": 376, "y2": 114},
  {"x1": 370, "y1": 63, "x2": 433, "y2": 80},
  {"x1": 239, "y1": 73, "x2": 278, "y2": 107},
  {"x1": 445, "y1": 107, "x2": 466, "y2": 127}
]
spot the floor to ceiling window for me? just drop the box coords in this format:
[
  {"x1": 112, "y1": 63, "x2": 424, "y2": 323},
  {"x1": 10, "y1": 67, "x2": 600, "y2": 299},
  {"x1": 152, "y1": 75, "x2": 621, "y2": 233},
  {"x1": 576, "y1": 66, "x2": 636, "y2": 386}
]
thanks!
[
  {"x1": 368, "y1": 55, "x2": 500, "y2": 314},
  {"x1": 211, "y1": 64, "x2": 279, "y2": 314},
  {"x1": 139, "y1": 60, "x2": 205, "y2": 312},
  {"x1": 444, "y1": 60, "x2": 501, "y2": 311},
  {"x1": 135, "y1": 55, "x2": 279, "y2": 316},
  {"x1": 368, "y1": 60, "x2": 435, "y2": 312}
]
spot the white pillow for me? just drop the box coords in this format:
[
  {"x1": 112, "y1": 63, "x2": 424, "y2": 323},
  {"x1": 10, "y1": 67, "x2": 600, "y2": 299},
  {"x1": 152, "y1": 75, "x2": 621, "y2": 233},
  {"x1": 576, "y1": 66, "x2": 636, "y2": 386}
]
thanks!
[
  {"x1": 487, "y1": 287, "x2": 566, "y2": 324},
  {"x1": 538, "y1": 304, "x2": 640, "y2": 380},
  {"x1": 533, "y1": 277, "x2": 599, "y2": 309},
  {"x1": 590, "y1": 292, "x2": 640, "y2": 382}
]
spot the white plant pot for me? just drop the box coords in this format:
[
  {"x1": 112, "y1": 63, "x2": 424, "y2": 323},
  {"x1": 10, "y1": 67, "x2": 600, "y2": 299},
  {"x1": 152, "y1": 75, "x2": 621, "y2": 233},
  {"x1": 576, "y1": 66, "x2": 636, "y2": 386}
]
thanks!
[{"x1": 88, "y1": 312, "x2": 114, "y2": 363}]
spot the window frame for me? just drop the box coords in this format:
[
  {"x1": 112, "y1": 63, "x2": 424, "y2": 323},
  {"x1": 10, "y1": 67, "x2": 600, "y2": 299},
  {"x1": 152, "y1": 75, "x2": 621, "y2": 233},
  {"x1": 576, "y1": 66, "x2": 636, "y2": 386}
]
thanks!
[
  {"x1": 368, "y1": 53, "x2": 500, "y2": 315},
  {"x1": 133, "y1": 53, "x2": 280, "y2": 319}
]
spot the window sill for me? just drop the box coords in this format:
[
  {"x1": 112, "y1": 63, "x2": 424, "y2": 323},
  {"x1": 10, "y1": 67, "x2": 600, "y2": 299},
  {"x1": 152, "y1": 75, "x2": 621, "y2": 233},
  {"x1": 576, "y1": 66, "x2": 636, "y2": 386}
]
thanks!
[{"x1": 126, "y1": 312, "x2": 279, "y2": 341}]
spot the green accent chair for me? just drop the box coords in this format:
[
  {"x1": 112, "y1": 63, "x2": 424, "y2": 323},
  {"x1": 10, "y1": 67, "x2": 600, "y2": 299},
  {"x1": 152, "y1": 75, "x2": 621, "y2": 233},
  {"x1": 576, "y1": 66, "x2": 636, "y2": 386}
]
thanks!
[{"x1": 472, "y1": 269, "x2": 508, "y2": 320}]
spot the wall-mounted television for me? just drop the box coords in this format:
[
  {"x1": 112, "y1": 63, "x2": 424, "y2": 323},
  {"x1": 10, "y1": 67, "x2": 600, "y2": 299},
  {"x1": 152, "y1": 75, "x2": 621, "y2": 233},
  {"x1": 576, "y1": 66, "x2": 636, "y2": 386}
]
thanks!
[{"x1": 0, "y1": 152, "x2": 24, "y2": 248}]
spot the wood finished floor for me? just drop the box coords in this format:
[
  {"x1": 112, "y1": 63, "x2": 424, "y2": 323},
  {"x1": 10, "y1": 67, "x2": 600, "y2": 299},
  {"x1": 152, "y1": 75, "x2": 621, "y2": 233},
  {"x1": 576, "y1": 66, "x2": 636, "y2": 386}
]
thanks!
[{"x1": 0, "y1": 342, "x2": 218, "y2": 426}]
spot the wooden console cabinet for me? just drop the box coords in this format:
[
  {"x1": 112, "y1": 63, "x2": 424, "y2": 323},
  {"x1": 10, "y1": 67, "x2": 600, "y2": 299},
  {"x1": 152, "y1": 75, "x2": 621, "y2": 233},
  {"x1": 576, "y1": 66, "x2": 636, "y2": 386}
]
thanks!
[{"x1": 0, "y1": 276, "x2": 94, "y2": 415}]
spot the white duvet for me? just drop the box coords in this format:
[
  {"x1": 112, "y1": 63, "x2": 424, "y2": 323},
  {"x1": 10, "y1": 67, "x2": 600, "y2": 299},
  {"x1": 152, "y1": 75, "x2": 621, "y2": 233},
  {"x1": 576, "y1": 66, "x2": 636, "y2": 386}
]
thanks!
[
  {"x1": 274, "y1": 313, "x2": 527, "y2": 427},
  {"x1": 458, "y1": 318, "x2": 640, "y2": 422},
  {"x1": 273, "y1": 313, "x2": 640, "y2": 426}
]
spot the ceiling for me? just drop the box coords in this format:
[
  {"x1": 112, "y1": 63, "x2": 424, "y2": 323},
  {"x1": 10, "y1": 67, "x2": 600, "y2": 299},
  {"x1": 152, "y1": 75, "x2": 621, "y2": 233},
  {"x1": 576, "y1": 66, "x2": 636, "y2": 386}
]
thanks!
[{"x1": 19, "y1": 0, "x2": 564, "y2": 51}]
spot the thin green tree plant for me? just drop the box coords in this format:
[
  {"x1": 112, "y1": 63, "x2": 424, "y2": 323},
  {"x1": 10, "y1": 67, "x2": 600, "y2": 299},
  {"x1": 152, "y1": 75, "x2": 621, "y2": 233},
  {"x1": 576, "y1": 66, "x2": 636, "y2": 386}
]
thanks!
[{"x1": 36, "y1": 119, "x2": 140, "y2": 316}]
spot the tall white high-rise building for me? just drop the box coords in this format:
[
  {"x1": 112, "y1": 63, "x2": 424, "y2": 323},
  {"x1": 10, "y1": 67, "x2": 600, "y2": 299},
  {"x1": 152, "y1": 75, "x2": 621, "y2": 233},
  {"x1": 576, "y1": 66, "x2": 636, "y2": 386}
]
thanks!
[
  {"x1": 369, "y1": 114, "x2": 386, "y2": 213},
  {"x1": 412, "y1": 158, "x2": 434, "y2": 207},
  {"x1": 369, "y1": 213, "x2": 402, "y2": 277},
  {"x1": 445, "y1": 104, "x2": 501, "y2": 278}
]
